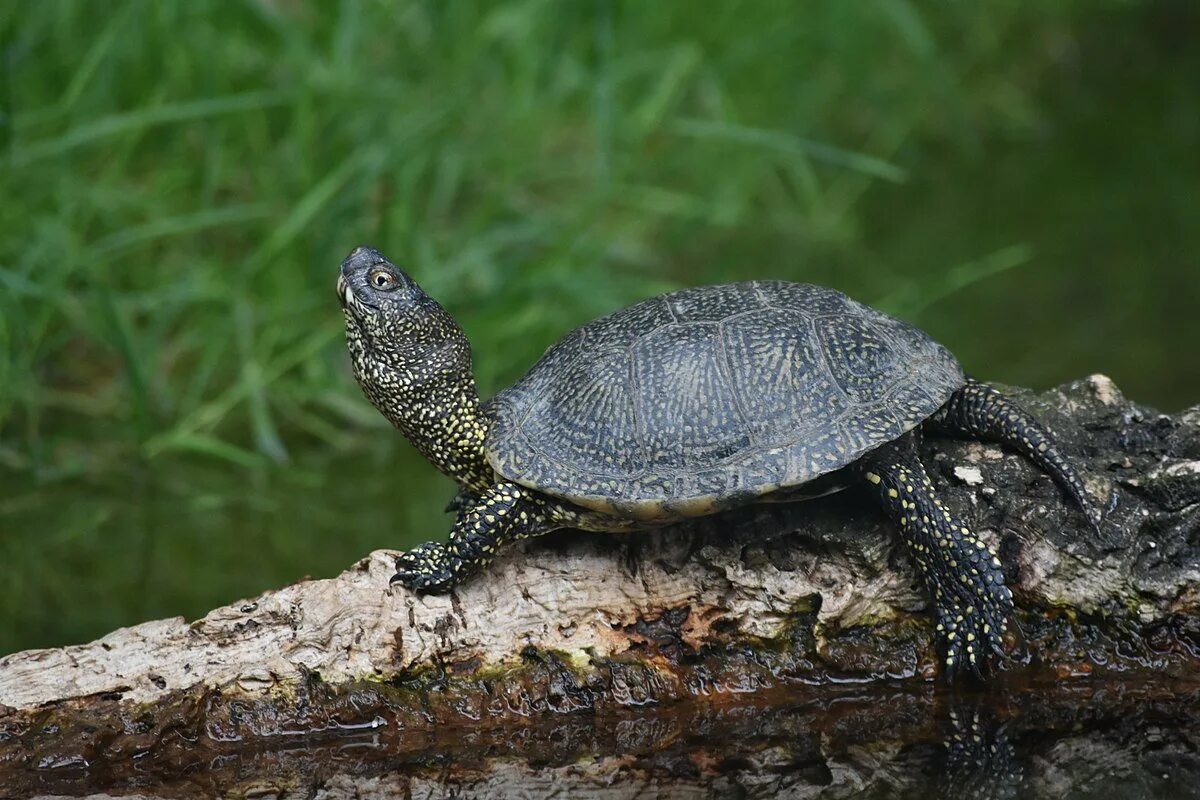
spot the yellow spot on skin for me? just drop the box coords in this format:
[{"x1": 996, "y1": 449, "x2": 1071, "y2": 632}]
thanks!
[
  {"x1": 866, "y1": 472, "x2": 881, "y2": 485},
  {"x1": 887, "y1": 488, "x2": 898, "y2": 499}
]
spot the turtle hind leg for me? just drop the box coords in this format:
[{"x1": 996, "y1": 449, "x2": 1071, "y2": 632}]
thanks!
[
  {"x1": 864, "y1": 437, "x2": 1012, "y2": 681},
  {"x1": 941, "y1": 702, "x2": 1023, "y2": 800},
  {"x1": 391, "y1": 482, "x2": 551, "y2": 592},
  {"x1": 931, "y1": 378, "x2": 1104, "y2": 532}
]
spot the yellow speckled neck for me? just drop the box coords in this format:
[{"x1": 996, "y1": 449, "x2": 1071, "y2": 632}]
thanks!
[{"x1": 344, "y1": 300, "x2": 493, "y2": 493}]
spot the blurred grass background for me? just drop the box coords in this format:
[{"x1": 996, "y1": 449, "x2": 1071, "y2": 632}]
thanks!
[{"x1": 1, "y1": 0, "x2": 1197, "y2": 654}]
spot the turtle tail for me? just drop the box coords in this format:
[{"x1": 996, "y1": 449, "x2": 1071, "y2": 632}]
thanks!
[{"x1": 930, "y1": 378, "x2": 1104, "y2": 533}]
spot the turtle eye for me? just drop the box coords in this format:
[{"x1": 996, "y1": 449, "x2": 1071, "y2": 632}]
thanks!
[{"x1": 369, "y1": 269, "x2": 398, "y2": 290}]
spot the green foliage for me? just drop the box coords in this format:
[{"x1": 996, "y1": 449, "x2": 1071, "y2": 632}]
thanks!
[{"x1": 0, "y1": 0, "x2": 1196, "y2": 652}]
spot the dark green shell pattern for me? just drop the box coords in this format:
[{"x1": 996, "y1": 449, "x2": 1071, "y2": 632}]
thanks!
[{"x1": 485, "y1": 282, "x2": 965, "y2": 519}]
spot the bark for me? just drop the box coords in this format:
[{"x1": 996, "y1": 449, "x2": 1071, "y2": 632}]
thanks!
[{"x1": 1, "y1": 374, "x2": 1198, "y2": 799}]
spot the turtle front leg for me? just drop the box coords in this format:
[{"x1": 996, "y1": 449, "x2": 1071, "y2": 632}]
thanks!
[
  {"x1": 864, "y1": 437, "x2": 1012, "y2": 680},
  {"x1": 391, "y1": 482, "x2": 551, "y2": 593},
  {"x1": 930, "y1": 378, "x2": 1104, "y2": 532}
]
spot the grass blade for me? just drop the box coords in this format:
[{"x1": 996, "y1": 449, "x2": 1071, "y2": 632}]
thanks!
[
  {"x1": 92, "y1": 204, "x2": 270, "y2": 260},
  {"x1": 11, "y1": 90, "x2": 291, "y2": 167},
  {"x1": 670, "y1": 118, "x2": 907, "y2": 183}
]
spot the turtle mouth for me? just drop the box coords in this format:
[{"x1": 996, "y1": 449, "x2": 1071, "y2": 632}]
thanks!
[
  {"x1": 336, "y1": 274, "x2": 351, "y2": 306},
  {"x1": 337, "y1": 273, "x2": 378, "y2": 313}
]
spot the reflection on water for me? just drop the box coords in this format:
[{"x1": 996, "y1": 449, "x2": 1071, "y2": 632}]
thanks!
[
  {"x1": 3, "y1": 679, "x2": 1197, "y2": 800},
  {"x1": 944, "y1": 702, "x2": 1022, "y2": 800}
]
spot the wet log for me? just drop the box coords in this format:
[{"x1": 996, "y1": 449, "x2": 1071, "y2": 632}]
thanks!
[{"x1": 1, "y1": 375, "x2": 1198, "y2": 797}]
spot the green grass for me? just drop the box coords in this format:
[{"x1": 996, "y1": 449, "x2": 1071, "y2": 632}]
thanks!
[{"x1": 1, "y1": 0, "x2": 1197, "y2": 653}]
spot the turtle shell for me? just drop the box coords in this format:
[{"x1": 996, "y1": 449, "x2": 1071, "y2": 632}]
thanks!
[{"x1": 485, "y1": 281, "x2": 964, "y2": 520}]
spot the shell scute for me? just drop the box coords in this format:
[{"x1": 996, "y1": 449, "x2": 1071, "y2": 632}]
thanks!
[
  {"x1": 666, "y1": 283, "x2": 763, "y2": 322},
  {"x1": 632, "y1": 322, "x2": 751, "y2": 472},
  {"x1": 815, "y1": 315, "x2": 896, "y2": 402},
  {"x1": 577, "y1": 297, "x2": 673, "y2": 352},
  {"x1": 720, "y1": 308, "x2": 848, "y2": 445},
  {"x1": 517, "y1": 349, "x2": 643, "y2": 479}
]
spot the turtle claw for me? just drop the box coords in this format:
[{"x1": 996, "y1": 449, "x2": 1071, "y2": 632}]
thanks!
[
  {"x1": 391, "y1": 542, "x2": 457, "y2": 593},
  {"x1": 390, "y1": 568, "x2": 455, "y2": 593},
  {"x1": 938, "y1": 602, "x2": 1009, "y2": 683}
]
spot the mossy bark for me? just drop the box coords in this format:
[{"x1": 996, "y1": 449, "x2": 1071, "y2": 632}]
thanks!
[{"x1": 1, "y1": 375, "x2": 1198, "y2": 798}]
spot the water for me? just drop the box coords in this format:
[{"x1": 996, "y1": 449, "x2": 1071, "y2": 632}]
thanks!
[
  {"x1": 4, "y1": 0, "x2": 1199, "y2": 657},
  {"x1": 0, "y1": 449, "x2": 452, "y2": 654},
  {"x1": 2, "y1": 678, "x2": 1196, "y2": 799}
]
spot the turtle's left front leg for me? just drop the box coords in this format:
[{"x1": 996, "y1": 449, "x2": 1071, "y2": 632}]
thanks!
[{"x1": 392, "y1": 482, "x2": 552, "y2": 592}]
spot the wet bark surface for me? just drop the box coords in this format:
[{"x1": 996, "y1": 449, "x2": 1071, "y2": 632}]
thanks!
[{"x1": 1, "y1": 375, "x2": 1198, "y2": 798}]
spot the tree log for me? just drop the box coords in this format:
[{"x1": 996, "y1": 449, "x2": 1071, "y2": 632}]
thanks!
[{"x1": 1, "y1": 375, "x2": 1198, "y2": 798}]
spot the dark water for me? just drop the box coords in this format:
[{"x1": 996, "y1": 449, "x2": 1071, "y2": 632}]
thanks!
[
  {"x1": 3, "y1": 679, "x2": 1197, "y2": 799},
  {"x1": 0, "y1": 451, "x2": 450, "y2": 654},
  {"x1": 3, "y1": 0, "x2": 1200, "y2": 658}
]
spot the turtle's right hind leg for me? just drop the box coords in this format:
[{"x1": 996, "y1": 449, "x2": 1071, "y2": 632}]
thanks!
[{"x1": 864, "y1": 436, "x2": 1012, "y2": 681}]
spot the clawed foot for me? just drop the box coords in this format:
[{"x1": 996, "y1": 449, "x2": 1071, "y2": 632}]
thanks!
[
  {"x1": 390, "y1": 541, "x2": 458, "y2": 593},
  {"x1": 938, "y1": 590, "x2": 1011, "y2": 681}
]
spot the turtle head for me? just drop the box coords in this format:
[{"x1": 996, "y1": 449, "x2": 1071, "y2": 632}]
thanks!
[
  {"x1": 338, "y1": 245, "x2": 424, "y2": 324},
  {"x1": 338, "y1": 245, "x2": 461, "y2": 361},
  {"x1": 338, "y1": 245, "x2": 491, "y2": 490}
]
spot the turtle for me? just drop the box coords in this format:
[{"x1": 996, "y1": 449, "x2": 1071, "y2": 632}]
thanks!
[{"x1": 337, "y1": 245, "x2": 1103, "y2": 680}]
